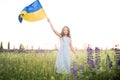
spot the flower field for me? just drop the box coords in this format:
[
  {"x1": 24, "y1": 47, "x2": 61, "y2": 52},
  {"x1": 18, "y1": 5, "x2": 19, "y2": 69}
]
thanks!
[{"x1": 0, "y1": 50, "x2": 120, "y2": 80}]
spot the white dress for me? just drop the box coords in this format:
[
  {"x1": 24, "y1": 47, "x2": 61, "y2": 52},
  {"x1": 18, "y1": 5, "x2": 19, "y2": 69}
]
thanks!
[{"x1": 55, "y1": 36, "x2": 71, "y2": 74}]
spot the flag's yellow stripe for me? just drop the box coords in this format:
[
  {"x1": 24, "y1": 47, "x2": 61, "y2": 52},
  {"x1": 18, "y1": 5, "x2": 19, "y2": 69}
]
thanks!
[{"x1": 20, "y1": 8, "x2": 46, "y2": 22}]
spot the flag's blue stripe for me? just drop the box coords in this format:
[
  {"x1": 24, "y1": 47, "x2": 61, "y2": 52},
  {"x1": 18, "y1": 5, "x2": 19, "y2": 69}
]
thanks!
[{"x1": 22, "y1": 0, "x2": 42, "y2": 13}]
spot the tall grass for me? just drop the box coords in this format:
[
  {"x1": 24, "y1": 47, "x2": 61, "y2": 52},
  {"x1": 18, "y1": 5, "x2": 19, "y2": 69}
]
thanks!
[{"x1": 0, "y1": 50, "x2": 120, "y2": 80}]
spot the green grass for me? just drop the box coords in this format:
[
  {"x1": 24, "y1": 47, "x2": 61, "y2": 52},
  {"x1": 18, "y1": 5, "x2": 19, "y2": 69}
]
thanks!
[{"x1": 0, "y1": 50, "x2": 120, "y2": 80}]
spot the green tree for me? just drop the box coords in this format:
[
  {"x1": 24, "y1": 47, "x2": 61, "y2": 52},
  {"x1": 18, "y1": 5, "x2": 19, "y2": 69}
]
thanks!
[
  {"x1": 19, "y1": 43, "x2": 24, "y2": 50},
  {"x1": 8, "y1": 42, "x2": 10, "y2": 50},
  {"x1": 0, "y1": 42, "x2": 3, "y2": 49}
]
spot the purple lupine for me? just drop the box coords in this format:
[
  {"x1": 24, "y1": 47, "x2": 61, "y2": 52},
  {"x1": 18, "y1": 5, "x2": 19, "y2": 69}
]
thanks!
[
  {"x1": 95, "y1": 47, "x2": 100, "y2": 69},
  {"x1": 117, "y1": 60, "x2": 120, "y2": 66},
  {"x1": 87, "y1": 47, "x2": 93, "y2": 62},
  {"x1": 90, "y1": 59, "x2": 96, "y2": 68},
  {"x1": 87, "y1": 47, "x2": 94, "y2": 68},
  {"x1": 95, "y1": 47, "x2": 100, "y2": 53},
  {"x1": 71, "y1": 61, "x2": 78, "y2": 77},
  {"x1": 87, "y1": 47, "x2": 93, "y2": 54},
  {"x1": 115, "y1": 49, "x2": 120, "y2": 66}
]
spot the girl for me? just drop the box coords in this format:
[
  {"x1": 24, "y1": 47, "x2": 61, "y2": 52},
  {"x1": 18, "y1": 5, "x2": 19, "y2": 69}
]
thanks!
[{"x1": 47, "y1": 18, "x2": 78, "y2": 74}]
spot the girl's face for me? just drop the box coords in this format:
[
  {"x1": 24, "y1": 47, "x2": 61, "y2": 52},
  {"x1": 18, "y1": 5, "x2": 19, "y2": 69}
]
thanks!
[{"x1": 63, "y1": 27, "x2": 69, "y2": 35}]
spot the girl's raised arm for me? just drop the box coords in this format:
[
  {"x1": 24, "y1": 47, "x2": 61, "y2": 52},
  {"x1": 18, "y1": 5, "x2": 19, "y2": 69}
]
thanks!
[{"x1": 47, "y1": 18, "x2": 61, "y2": 38}]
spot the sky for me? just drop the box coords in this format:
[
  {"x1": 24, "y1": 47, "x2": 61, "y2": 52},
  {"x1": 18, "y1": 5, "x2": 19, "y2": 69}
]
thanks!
[{"x1": 0, "y1": 0, "x2": 120, "y2": 49}]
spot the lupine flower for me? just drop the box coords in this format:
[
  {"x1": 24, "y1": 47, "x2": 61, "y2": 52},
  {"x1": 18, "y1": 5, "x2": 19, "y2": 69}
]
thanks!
[
  {"x1": 115, "y1": 49, "x2": 120, "y2": 66},
  {"x1": 117, "y1": 60, "x2": 120, "y2": 66},
  {"x1": 95, "y1": 47, "x2": 100, "y2": 53},
  {"x1": 87, "y1": 47, "x2": 93, "y2": 60},
  {"x1": 90, "y1": 59, "x2": 96, "y2": 68},
  {"x1": 87, "y1": 47, "x2": 94, "y2": 68},
  {"x1": 71, "y1": 61, "x2": 78, "y2": 77},
  {"x1": 87, "y1": 47, "x2": 93, "y2": 54},
  {"x1": 95, "y1": 47, "x2": 100, "y2": 69}
]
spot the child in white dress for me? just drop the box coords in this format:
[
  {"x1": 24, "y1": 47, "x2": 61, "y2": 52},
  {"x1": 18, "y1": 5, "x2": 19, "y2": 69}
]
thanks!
[{"x1": 47, "y1": 18, "x2": 78, "y2": 74}]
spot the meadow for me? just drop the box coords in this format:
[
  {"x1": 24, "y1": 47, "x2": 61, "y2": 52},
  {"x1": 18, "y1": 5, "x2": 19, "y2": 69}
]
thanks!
[{"x1": 0, "y1": 50, "x2": 120, "y2": 80}]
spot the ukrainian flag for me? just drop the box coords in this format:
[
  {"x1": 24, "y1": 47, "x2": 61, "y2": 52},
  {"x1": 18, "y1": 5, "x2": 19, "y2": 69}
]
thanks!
[{"x1": 18, "y1": 0, "x2": 47, "y2": 23}]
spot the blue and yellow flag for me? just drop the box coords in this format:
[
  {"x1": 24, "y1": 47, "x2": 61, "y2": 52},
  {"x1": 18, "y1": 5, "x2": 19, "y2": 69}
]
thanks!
[{"x1": 18, "y1": 0, "x2": 47, "y2": 23}]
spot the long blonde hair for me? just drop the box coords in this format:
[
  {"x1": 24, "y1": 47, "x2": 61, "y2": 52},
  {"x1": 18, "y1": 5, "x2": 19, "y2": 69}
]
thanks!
[{"x1": 61, "y1": 26, "x2": 71, "y2": 38}]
